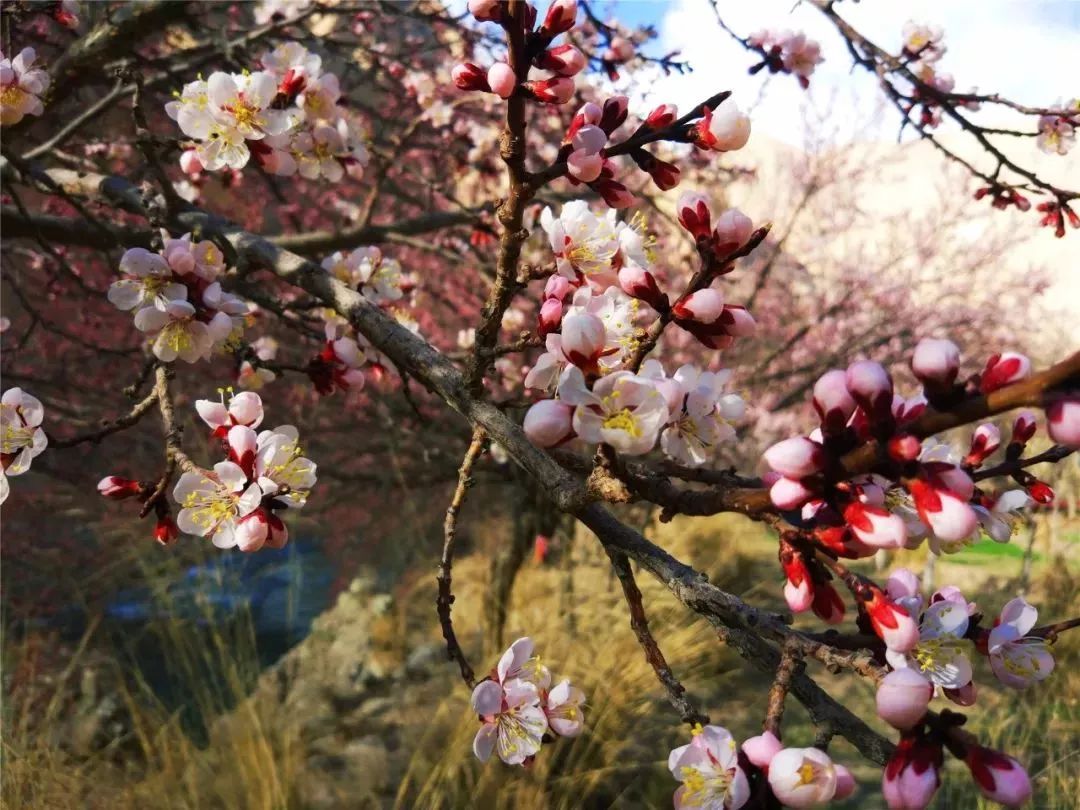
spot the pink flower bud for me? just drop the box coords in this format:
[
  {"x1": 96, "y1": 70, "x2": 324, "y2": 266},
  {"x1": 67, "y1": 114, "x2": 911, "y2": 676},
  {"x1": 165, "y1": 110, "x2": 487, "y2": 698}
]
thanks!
[
  {"x1": 1046, "y1": 397, "x2": 1080, "y2": 448},
  {"x1": 538, "y1": 298, "x2": 563, "y2": 336},
  {"x1": 452, "y1": 62, "x2": 490, "y2": 91},
  {"x1": 886, "y1": 568, "x2": 921, "y2": 607},
  {"x1": 537, "y1": 43, "x2": 585, "y2": 76},
  {"x1": 179, "y1": 148, "x2": 204, "y2": 176},
  {"x1": 964, "y1": 746, "x2": 1032, "y2": 807},
  {"x1": 566, "y1": 101, "x2": 602, "y2": 140},
  {"x1": 487, "y1": 62, "x2": 517, "y2": 99},
  {"x1": 235, "y1": 508, "x2": 270, "y2": 553},
  {"x1": 846, "y1": 360, "x2": 894, "y2": 420},
  {"x1": 768, "y1": 747, "x2": 837, "y2": 808},
  {"x1": 712, "y1": 208, "x2": 753, "y2": 251},
  {"x1": 592, "y1": 179, "x2": 635, "y2": 208},
  {"x1": 1012, "y1": 411, "x2": 1037, "y2": 444},
  {"x1": 617, "y1": 264, "x2": 665, "y2": 309},
  {"x1": 599, "y1": 95, "x2": 629, "y2": 134},
  {"x1": 695, "y1": 99, "x2": 751, "y2": 152},
  {"x1": 604, "y1": 36, "x2": 634, "y2": 63},
  {"x1": 98, "y1": 476, "x2": 143, "y2": 500},
  {"x1": 834, "y1": 765, "x2": 856, "y2": 800},
  {"x1": 567, "y1": 148, "x2": 603, "y2": 182},
  {"x1": 911, "y1": 337, "x2": 960, "y2": 386},
  {"x1": 561, "y1": 310, "x2": 606, "y2": 366},
  {"x1": 226, "y1": 425, "x2": 258, "y2": 478},
  {"x1": 784, "y1": 578, "x2": 814, "y2": 613},
  {"x1": 540, "y1": 0, "x2": 577, "y2": 37},
  {"x1": 571, "y1": 124, "x2": 606, "y2": 155},
  {"x1": 645, "y1": 103, "x2": 678, "y2": 129},
  {"x1": 864, "y1": 585, "x2": 920, "y2": 652},
  {"x1": 888, "y1": 434, "x2": 923, "y2": 462},
  {"x1": 671, "y1": 288, "x2": 724, "y2": 324},
  {"x1": 925, "y1": 462, "x2": 975, "y2": 500},
  {"x1": 812, "y1": 369, "x2": 856, "y2": 434},
  {"x1": 876, "y1": 669, "x2": 933, "y2": 730},
  {"x1": 763, "y1": 436, "x2": 824, "y2": 479},
  {"x1": 544, "y1": 274, "x2": 572, "y2": 301},
  {"x1": 770, "y1": 476, "x2": 814, "y2": 510},
  {"x1": 524, "y1": 399, "x2": 574, "y2": 447},
  {"x1": 677, "y1": 191, "x2": 712, "y2": 240},
  {"x1": 526, "y1": 76, "x2": 575, "y2": 104},
  {"x1": 468, "y1": 0, "x2": 501, "y2": 21},
  {"x1": 966, "y1": 423, "x2": 1001, "y2": 464},
  {"x1": 228, "y1": 391, "x2": 264, "y2": 427},
  {"x1": 844, "y1": 502, "x2": 908, "y2": 549},
  {"x1": 742, "y1": 730, "x2": 783, "y2": 769},
  {"x1": 718, "y1": 305, "x2": 756, "y2": 337},
  {"x1": 980, "y1": 352, "x2": 1031, "y2": 394},
  {"x1": 883, "y1": 734, "x2": 942, "y2": 810},
  {"x1": 908, "y1": 479, "x2": 978, "y2": 542}
]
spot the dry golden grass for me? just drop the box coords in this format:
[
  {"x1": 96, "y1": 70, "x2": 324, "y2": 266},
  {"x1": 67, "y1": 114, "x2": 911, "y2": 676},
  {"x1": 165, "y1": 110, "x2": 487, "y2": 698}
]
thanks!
[{"x1": 3, "y1": 512, "x2": 1078, "y2": 809}]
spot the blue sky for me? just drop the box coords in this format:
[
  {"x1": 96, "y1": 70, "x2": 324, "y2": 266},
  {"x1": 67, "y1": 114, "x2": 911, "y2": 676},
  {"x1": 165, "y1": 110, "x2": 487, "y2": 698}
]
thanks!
[{"x1": 597, "y1": 0, "x2": 1080, "y2": 149}]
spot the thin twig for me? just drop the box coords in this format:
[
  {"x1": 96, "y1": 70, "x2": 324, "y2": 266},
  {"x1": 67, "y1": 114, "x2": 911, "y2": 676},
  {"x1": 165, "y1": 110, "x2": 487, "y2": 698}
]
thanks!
[
  {"x1": 764, "y1": 639, "x2": 804, "y2": 738},
  {"x1": 437, "y1": 427, "x2": 487, "y2": 688},
  {"x1": 606, "y1": 548, "x2": 709, "y2": 727}
]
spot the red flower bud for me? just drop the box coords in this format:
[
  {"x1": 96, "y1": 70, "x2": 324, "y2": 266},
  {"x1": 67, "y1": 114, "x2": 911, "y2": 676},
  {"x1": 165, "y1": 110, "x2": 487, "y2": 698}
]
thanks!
[
  {"x1": 980, "y1": 352, "x2": 1031, "y2": 394},
  {"x1": 98, "y1": 476, "x2": 143, "y2": 500},
  {"x1": 539, "y1": 0, "x2": 577, "y2": 37},
  {"x1": 155, "y1": 514, "x2": 179, "y2": 546},
  {"x1": 452, "y1": 62, "x2": 490, "y2": 92},
  {"x1": 645, "y1": 103, "x2": 678, "y2": 129}
]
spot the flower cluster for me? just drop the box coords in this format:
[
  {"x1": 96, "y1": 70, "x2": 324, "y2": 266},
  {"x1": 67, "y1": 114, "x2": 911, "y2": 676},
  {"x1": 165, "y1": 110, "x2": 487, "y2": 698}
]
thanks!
[
  {"x1": 1, "y1": 388, "x2": 48, "y2": 504},
  {"x1": 166, "y1": 42, "x2": 368, "y2": 179},
  {"x1": 470, "y1": 637, "x2": 585, "y2": 765},
  {"x1": 459, "y1": 1, "x2": 750, "y2": 207},
  {"x1": 758, "y1": 337, "x2": 1080, "y2": 640},
  {"x1": 755, "y1": 333, "x2": 1077, "y2": 806},
  {"x1": 745, "y1": 29, "x2": 824, "y2": 88},
  {"x1": 457, "y1": 0, "x2": 584, "y2": 105},
  {"x1": 522, "y1": 201, "x2": 748, "y2": 466},
  {"x1": 874, "y1": 588, "x2": 1048, "y2": 807},
  {"x1": 1, "y1": 47, "x2": 50, "y2": 126},
  {"x1": 669, "y1": 724, "x2": 856, "y2": 808},
  {"x1": 109, "y1": 233, "x2": 251, "y2": 363},
  {"x1": 237, "y1": 336, "x2": 279, "y2": 390},
  {"x1": 321, "y1": 246, "x2": 406, "y2": 307},
  {"x1": 302, "y1": 246, "x2": 416, "y2": 395},
  {"x1": 881, "y1": 572, "x2": 1054, "y2": 702},
  {"x1": 892, "y1": 23, "x2": 979, "y2": 128},
  {"x1": 172, "y1": 391, "x2": 316, "y2": 552}
]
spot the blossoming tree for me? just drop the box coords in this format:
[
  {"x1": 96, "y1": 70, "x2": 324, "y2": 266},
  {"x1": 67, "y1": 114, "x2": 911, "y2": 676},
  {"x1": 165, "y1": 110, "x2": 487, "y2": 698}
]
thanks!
[{"x1": 2, "y1": 0, "x2": 1079, "y2": 807}]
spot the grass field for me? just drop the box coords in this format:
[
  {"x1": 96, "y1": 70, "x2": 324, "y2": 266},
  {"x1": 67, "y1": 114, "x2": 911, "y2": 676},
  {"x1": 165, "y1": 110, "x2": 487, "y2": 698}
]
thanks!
[{"x1": 3, "y1": 511, "x2": 1078, "y2": 809}]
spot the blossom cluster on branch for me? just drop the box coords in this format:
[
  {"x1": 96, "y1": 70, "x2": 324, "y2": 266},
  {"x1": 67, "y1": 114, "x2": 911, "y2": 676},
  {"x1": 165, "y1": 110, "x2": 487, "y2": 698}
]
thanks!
[
  {"x1": 108, "y1": 233, "x2": 251, "y2": 364},
  {"x1": 167, "y1": 41, "x2": 368, "y2": 179},
  {"x1": 521, "y1": 200, "x2": 750, "y2": 466},
  {"x1": 469, "y1": 637, "x2": 585, "y2": 765}
]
